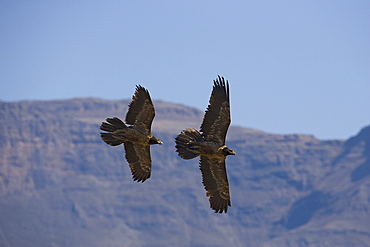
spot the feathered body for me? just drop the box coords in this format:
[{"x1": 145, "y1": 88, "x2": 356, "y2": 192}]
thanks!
[
  {"x1": 175, "y1": 76, "x2": 235, "y2": 213},
  {"x1": 100, "y1": 85, "x2": 162, "y2": 182}
]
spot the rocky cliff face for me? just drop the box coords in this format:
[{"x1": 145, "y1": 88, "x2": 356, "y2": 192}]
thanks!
[{"x1": 0, "y1": 99, "x2": 369, "y2": 247}]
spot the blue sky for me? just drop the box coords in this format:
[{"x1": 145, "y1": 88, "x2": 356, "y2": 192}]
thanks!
[{"x1": 1, "y1": 1, "x2": 369, "y2": 140}]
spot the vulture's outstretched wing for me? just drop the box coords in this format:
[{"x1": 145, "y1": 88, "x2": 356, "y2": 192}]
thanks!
[
  {"x1": 199, "y1": 155, "x2": 231, "y2": 213},
  {"x1": 123, "y1": 141, "x2": 152, "y2": 182},
  {"x1": 200, "y1": 76, "x2": 230, "y2": 143},
  {"x1": 125, "y1": 85, "x2": 155, "y2": 130}
]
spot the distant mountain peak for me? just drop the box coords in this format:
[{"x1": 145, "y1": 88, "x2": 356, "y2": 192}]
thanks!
[{"x1": 0, "y1": 98, "x2": 369, "y2": 246}]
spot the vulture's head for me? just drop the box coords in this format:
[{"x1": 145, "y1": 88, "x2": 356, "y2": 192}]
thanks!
[
  {"x1": 149, "y1": 136, "x2": 163, "y2": 145},
  {"x1": 222, "y1": 146, "x2": 235, "y2": 156}
]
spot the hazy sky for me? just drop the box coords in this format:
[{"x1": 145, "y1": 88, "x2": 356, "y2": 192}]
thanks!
[{"x1": 1, "y1": 1, "x2": 369, "y2": 140}]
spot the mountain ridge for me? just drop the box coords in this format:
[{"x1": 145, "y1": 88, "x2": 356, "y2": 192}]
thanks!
[{"x1": 0, "y1": 98, "x2": 369, "y2": 247}]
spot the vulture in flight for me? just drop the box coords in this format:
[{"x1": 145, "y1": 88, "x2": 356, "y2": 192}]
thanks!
[
  {"x1": 100, "y1": 85, "x2": 163, "y2": 182},
  {"x1": 175, "y1": 76, "x2": 235, "y2": 213}
]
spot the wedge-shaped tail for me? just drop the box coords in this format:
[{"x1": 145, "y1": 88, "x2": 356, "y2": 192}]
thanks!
[
  {"x1": 100, "y1": 117, "x2": 127, "y2": 146},
  {"x1": 175, "y1": 128, "x2": 203, "y2": 159}
]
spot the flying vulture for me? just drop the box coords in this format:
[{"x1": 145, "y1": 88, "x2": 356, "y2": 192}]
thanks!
[
  {"x1": 175, "y1": 76, "x2": 235, "y2": 213},
  {"x1": 100, "y1": 85, "x2": 163, "y2": 182}
]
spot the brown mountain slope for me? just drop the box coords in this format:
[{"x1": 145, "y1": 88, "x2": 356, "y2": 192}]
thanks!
[{"x1": 0, "y1": 98, "x2": 369, "y2": 247}]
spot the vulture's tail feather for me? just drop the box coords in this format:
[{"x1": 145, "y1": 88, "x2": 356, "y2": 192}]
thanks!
[
  {"x1": 175, "y1": 128, "x2": 203, "y2": 159},
  {"x1": 100, "y1": 117, "x2": 126, "y2": 146}
]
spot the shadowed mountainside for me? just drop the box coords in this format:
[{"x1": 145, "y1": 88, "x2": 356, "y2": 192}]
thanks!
[{"x1": 0, "y1": 98, "x2": 369, "y2": 247}]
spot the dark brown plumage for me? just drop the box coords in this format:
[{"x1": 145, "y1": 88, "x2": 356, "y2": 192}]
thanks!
[
  {"x1": 175, "y1": 76, "x2": 235, "y2": 213},
  {"x1": 100, "y1": 85, "x2": 162, "y2": 182}
]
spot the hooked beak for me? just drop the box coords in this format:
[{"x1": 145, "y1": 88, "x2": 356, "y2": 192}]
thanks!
[{"x1": 227, "y1": 148, "x2": 236, "y2": 155}]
